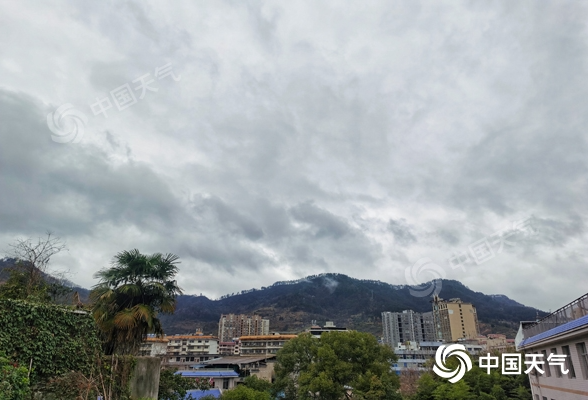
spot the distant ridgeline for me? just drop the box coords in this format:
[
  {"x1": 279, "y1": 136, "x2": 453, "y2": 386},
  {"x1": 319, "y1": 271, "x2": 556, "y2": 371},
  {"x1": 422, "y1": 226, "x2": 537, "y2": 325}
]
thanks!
[
  {"x1": 159, "y1": 273, "x2": 547, "y2": 338},
  {"x1": 0, "y1": 257, "x2": 90, "y2": 302},
  {"x1": 215, "y1": 273, "x2": 405, "y2": 301}
]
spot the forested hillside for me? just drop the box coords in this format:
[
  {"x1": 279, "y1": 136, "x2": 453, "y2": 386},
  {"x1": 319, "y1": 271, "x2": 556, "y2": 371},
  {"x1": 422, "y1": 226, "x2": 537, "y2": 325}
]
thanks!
[{"x1": 160, "y1": 273, "x2": 546, "y2": 337}]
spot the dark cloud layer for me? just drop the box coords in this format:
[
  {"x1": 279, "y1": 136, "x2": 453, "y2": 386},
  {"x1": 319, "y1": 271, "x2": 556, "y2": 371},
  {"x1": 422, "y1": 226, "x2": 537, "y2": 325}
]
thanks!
[{"x1": 0, "y1": 1, "x2": 587, "y2": 310}]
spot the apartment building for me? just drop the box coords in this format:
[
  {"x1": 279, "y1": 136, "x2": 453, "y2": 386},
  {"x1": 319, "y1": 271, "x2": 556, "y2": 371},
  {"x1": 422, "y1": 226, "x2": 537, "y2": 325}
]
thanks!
[
  {"x1": 308, "y1": 321, "x2": 348, "y2": 338},
  {"x1": 239, "y1": 334, "x2": 297, "y2": 356},
  {"x1": 139, "y1": 336, "x2": 169, "y2": 357},
  {"x1": 218, "y1": 314, "x2": 270, "y2": 342},
  {"x1": 517, "y1": 292, "x2": 588, "y2": 400},
  {"x1": 432, "y1": 296, "x2": 480, "y2": 342},
  {"x1": 475, "y1": 333, "x2": 515, "y2": 352},
  {"x1": 219, "y1": 340, "x2": 240, "y2": 355},
  {"x1": 163, "y1": 333, "x2": 220, "y2": 370},
  {"x1": 381, "y1": 310, "x2": 436, "y2": 347}
]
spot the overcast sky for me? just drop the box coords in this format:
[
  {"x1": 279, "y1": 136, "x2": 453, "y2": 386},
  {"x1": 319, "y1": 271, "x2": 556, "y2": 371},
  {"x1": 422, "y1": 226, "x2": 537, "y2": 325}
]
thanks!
[{"x1": 1, "y1": 1, "x2": 587, "y2": 312}]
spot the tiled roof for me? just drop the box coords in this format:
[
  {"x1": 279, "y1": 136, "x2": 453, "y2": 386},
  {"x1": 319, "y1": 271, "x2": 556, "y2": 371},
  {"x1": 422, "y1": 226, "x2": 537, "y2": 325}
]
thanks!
[
  {"x1": 184, "y1": 389, "x2": 222, "y2": 399},
  {"x1": 201, "y1": 355, "x2": 276, "y2": 365},
  {"x1": 520, "y1": 314, "x2": 588, "y2": 348},
  {"x1": 167, "y1": 335, "x2": 218, "y2": 340},
  {"x1": 239, "y1": 335, "x2": 297, "y2": 340},
  {"x1": 176, "y1": 370, "x2": 239, "y2": 378},
  {"x1": 145, "y1": 337, "x2": 169, "y2": 343}
]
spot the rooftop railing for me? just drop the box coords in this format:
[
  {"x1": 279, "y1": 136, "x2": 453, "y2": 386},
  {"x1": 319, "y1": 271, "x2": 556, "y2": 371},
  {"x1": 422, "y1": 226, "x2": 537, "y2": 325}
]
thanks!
[{"x1": 523, "y1": 292, "x2": 588, "y2": 338}]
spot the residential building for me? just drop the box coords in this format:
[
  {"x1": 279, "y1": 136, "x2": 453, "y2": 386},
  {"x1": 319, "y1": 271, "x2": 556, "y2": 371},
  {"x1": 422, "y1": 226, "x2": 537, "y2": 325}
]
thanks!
[
  {"x1": 176, "y1": 370, "x2": 239, "y2": 390},
  {"x1": 392, "y1": 341, "x2": 442, "y2": 373},
  {"x1": 219, "y1": 340, "x2": 240, "y2": 355},
  {"x1": 163, "y1": 333, "x2": 220, "y2": 370},
  {"x1": 308, "y1": 321, "x2": 348, "y2": 338},
  {"x1": 239, "y1": 334, "x2": 297, "y2": 356},
  {"x1": 200, "y1": 355, "x2": 277, "y2": 382},
  {"x1": 139, "y1": 336, "x2": 169, "y2": 357},
  {"x1": 381, "y1": 310, "x2": 436, "y2": 347},
  {"x1": 218, "y1": 314, "x2": 270, "y2": 342},
  {"x1": 391, "y1": 340, "x2": 482, "y2": 374},
  {"x1": 475, "y1": 333, "x2": 515, "y2": 353},
  {"x1": 517, "y1": 292, "x2": 588, "y2": 400},
  {"x1": 432, "y1": 296, "x2": 480, "y2": 342}
]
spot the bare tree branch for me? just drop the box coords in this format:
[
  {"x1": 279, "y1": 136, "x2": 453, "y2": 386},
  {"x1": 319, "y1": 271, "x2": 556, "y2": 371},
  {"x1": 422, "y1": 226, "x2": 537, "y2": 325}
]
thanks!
[{"x1": 7, "y1": 231, "x2": 68, "y2": 297}]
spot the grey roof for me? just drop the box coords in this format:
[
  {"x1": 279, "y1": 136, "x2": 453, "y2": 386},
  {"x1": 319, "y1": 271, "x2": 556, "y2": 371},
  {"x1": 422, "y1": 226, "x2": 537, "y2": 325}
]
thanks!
[{"x1": 200, "y1": 355, "x2": 275, "y2": 365}]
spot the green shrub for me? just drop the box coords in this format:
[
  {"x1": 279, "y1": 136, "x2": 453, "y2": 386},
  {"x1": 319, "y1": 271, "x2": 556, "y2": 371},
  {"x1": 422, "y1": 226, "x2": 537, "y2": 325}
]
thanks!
[{"x1": 0, "y1": 352, "x2": 30, "y2": 400}]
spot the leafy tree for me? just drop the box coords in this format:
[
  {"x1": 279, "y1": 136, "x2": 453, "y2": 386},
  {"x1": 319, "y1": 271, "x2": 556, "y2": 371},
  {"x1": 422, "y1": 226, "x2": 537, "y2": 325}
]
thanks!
[
  {"x1": 0, "y1": 352, "x2": 30, "y2": 400},
  {"x1": 274, "y1": 331, "x2": 401, "y2": 400},
  {"x1": 220, "y1": 385, "x2": 271, "y2": 400},
  {"x1": 412, "y1": 352, "x2": 532, "y2": 400},
  {"x1": 90, "y1": 249, "x2": 183, "y2": 355},
  {"x1": 158, "y1": 369, "x2": 197, "y2": 400},
  {"x1": 241, "y1": 375, "x2": 272, "y2": 393},
  {"x1": 431, "y1": 380, "x2": 472, "y2": 400}
]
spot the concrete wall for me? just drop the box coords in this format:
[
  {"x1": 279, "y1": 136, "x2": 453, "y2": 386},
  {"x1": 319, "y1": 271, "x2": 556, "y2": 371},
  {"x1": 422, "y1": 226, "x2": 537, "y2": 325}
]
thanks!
[{"x1": 129, "y1": 356, "x2": 161, "y2": 400}]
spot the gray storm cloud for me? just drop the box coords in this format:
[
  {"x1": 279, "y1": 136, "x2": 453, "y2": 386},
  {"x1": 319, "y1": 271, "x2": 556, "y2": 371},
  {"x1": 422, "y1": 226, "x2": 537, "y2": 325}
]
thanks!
[{"x1": 0, "y1": 1, "x2": 587, "y2": 310}]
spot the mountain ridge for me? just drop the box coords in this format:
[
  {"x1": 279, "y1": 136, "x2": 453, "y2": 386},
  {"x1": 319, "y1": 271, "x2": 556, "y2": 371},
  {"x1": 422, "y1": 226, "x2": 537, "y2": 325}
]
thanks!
[
  {"x1": 160, "y1": 273, "x2": 546, "y2": 338},
  {"x1": 0, "y1": 260, "x2": 544, "y2": 338}
]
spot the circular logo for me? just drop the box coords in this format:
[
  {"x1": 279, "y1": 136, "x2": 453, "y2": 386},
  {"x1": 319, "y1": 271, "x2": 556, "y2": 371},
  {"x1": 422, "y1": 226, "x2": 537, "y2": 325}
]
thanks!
[
  {"x1": 404, "y1": 257, "x2": 445, "y2": 297},
  {"x1": 47, "y1": 103, "x2": 88, "y2": 144},
  {"x1": 433, "y1": 344, "x2": 473, "y2": 383}
]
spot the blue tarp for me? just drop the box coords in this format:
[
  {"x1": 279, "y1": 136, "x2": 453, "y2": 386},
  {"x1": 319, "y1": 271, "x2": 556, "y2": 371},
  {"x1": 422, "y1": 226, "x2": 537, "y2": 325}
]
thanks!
[
  {"x1": 185, "y1": 389, "x2": 222, "y2": 399},
  {"x1": 176, "y1": 370, "x2": 239, "y2": 377}
]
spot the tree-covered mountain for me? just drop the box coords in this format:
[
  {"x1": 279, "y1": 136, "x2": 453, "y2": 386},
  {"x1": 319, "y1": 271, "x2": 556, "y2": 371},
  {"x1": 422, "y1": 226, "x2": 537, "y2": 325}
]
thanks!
[
  {"x1": 160, "y1": 273, "x2": 546, "y2": 338},
  {"x1": 0, "y1": 257, "x2": 90, "y2": 302}
]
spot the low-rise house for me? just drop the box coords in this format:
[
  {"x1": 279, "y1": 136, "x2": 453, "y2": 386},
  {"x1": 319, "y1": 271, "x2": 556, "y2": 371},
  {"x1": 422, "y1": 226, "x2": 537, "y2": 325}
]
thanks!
[
  {"x1": 200, "y1": 355, "x2": 277, "y2": 382},
  {"x1": 176, "y1": 370, "x2": 239, "y2": 391},
  {"x1": 219, "y1": 340, "x2": 240, "y2": 355},
  {"x1": 308, "y1": 321, "x2": 348, "y2": 338}
]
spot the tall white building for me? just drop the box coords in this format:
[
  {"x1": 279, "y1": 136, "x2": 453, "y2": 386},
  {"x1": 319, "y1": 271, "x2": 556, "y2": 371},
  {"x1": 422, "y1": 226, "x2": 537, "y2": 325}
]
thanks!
[
  {"x1": 218, "y1": 314, "x2": 270, "y2": 342},
  {"x1": 382, "y1": 310, "x2": 435, "y2": 347}
]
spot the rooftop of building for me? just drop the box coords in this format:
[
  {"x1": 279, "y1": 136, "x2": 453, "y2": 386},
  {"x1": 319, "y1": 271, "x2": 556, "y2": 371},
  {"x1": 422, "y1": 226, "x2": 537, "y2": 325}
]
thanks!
[
  {"x1": 519, "y1": 313, "x2": 588, "y2": 349},
  {"x1": 144, "y1": 337, "x2": 169, "y2": 343},
  {"x1": 487, "y1": 334, "x2": 506, "y2": 339},
  {"x1": 176, "y1": 370, "x2": 239, "y2": 378},
  {"x1": 167, "y1": 335, "x2": 218, "y2": 340},
  {"x1": 239, "y1": 334, "x2": 297, "y2": 340},
  {"x1": 184, "y1": 389, "x2": 221, "y2": 399},
  {"x1": 522, "y1": 291, "x2": 588, "y2": 339},
  {"x1": 200, "y1": 355, "x2": 276, "y2": 365}
]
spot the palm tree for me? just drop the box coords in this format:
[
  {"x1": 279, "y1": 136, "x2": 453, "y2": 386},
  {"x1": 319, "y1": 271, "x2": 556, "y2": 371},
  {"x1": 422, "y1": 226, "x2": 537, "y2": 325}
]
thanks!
[{"x1": 90, "y1": 249, "x2": 183, "y2": 355}]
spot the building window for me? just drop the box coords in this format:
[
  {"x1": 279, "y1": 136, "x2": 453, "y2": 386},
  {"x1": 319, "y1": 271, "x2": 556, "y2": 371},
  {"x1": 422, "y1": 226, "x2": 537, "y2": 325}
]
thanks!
[
  {"x1": 562, "y1": 345, "x2": 576, "y2": 378},
  {"x1": 541, "y1": 350, "x2": 551, "y2": 377},
  {"x1": 223, "y1": 379, "x2": 229, "y2": 389},
  {"x1": 576, "y1": 342, "x2": 588, "y2": 379},
  {"x1": 550, "y1": 348, "x2": 562, "y2": 378}
]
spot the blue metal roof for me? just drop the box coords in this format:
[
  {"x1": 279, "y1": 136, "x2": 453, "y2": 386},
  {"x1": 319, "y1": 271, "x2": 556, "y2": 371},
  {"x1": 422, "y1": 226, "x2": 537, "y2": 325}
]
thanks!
[
  {"x1": 176, "y1": 370, "x2": 239, "y2": 378},
  {"x1": 185, "y1": 389, "x2": 222, "y2": 399},
  {"x1": 520, "y1": 314, "x2": 588, "y2": 348}
]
